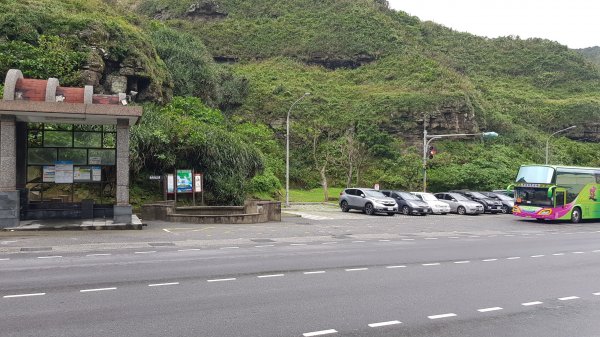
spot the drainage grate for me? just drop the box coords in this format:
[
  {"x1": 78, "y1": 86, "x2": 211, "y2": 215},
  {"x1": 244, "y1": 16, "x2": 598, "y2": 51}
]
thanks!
[
  {"x1": 251, "y1": 239, "x2": 275, "y2": 243},
  {"x1": 20, "y1": 247, "x2": 52, "y2": 252},
  {"x1": 148, "y1": 242, "x2": 175, "y2": 247}
]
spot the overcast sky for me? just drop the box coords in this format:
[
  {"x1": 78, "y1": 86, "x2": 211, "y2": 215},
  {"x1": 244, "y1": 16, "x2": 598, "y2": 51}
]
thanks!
[{"x1": 387, "y1": 0, "x2": 599, "y2": 49}]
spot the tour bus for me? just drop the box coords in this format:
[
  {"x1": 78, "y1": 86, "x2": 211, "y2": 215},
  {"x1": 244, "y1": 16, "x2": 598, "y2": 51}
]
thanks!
[{"x1": 512, "y1": 165, "x2": 600, "y2": 223}]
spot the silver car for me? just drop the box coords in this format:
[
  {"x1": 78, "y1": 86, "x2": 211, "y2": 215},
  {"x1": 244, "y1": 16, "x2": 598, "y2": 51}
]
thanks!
[
  {"x1": 339, "y1": 188, "x2": 398, "y2": 216},
  {"x1": 411, "y1": 192, "x2": 451, "y2": 215},
  {"x1": 434, "y1": 192, "x2": 484, "y2": 215}
]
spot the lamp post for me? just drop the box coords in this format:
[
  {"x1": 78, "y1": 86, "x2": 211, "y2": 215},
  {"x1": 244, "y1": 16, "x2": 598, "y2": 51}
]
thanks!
[
  {"x1": 285, "y1": 92, "x2": 310, "y2": 208},
  {"x1": 422, "y1": 127, "x2": 498, "y2": 192},
  {"x1": 545, "y1": 125, "x2": 576, "y2": 165}
]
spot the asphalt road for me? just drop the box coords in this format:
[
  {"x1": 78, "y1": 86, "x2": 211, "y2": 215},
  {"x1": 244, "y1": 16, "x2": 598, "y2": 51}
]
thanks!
[{"x1": 2, "y1": 209, "x2": 600, "y2": 336}]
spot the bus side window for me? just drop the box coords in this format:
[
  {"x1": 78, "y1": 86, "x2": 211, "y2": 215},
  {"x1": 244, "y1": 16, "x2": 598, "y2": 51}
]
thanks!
[{"x1": 556, "y1": 191, "x2": 565, "y2": 207}]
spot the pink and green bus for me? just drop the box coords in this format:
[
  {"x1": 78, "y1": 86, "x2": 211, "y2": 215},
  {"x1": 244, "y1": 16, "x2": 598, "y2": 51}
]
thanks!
[{"x1": 512, "y1": 165, "x2": 600, "y2": 223}]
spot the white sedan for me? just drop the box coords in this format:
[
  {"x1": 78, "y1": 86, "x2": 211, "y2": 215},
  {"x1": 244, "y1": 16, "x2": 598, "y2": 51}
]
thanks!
[{"x1": 411, "y1": 192, "x2": 451, "y2": 215}]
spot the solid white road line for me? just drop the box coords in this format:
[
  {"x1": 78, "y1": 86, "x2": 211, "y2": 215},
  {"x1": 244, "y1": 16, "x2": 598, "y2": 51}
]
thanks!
[
  {"x1": 530, "y1": 255, "x2": 545, "y2": 258},
  {"x1": 148, "y1": 282, "x2": 179, "y2": 287},
  {"x1": 368, "y1": 320, "x2": 401, "y2": 327},
  {"x1": 558, "y1": 296, "x2": 579, "y2": 301},
  {"x1": 134, "y1": 251, "x2": 157, "y2": 254},
  {"x1": 3, "y1": 293, "x2": 46, "y2": 298},
  {"x1": 257, "y1": 274, "x2": 284, "y2": 278},
  {"x1": 86, "y1": 253, "x2": 111, "y2": 256},
  {"x1": 37, "y1": 256, "x2": 62, "y2": 259},
  {"x1": 428, "y1": 313, "x2": 457, "y2": 320},
  {"x1": 478, "y1": 307, "x2": 503, "y2": 313},
  {"x1": 386, "y1": 265, "x2": 406, "y2": 269},
  {"x1": 303, "y1": 329, "x2": 338, "y2": 336},
  {"x1": 304, "y1": 271, "x2": 326, "y2": 275},
  {"x1": 482, "y1": 259, "x2": 498, "y2": 262},
  {"x1": 522, "y1": 301, "x2": 543, "y2": 306},
  {"x1": 207, "y1": 278, "x2": 236, "y2": 282},
  {"x1": 454, "y1": 261, "x2": 470, "y2": 264},
  {"x1": 345, "y1": 268, "x2": 368, "y2": 271},
  {"x1": 422, "y1": 263, "x2": 440, "y2": 266},
  {"x1": 80, "y1": 287, "x2": 117, "y2": 293}
]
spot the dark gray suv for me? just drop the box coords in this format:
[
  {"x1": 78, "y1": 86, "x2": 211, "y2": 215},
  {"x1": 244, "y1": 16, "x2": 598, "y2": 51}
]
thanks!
[{"x1": 339, "y1": 188, "x2": 397, "y2": 216}]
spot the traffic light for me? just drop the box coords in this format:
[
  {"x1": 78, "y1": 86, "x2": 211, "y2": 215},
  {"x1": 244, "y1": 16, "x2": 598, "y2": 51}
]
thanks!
[{"x1": 428, "y1": 146, "x2": 437, "y2": 159}]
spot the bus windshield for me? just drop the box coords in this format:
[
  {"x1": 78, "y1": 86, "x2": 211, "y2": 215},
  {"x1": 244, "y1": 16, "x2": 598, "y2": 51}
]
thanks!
[
  {"x1": 515, "y1": 188, "x2": 553, "y2": 207},
  {"x1": 515, "y1": 166, "x2": 554, "y2": 184}
]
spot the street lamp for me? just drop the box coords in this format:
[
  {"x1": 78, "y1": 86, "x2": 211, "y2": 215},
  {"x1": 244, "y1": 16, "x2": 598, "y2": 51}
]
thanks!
[
  {"x1": 285, "y1": 92, "x2": 310, "y2": 208},
  {"x1": 422, "y1": 127, "x2": 498, "y2": 192},
  {"x1": 545, "y1": 125, "x2": 576, "y2": 165}
]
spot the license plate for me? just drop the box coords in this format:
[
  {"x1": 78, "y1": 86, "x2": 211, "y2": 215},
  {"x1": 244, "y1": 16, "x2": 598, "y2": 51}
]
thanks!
[{"x1": 387, "y1": 207, "x2": 393, "y2": 211}]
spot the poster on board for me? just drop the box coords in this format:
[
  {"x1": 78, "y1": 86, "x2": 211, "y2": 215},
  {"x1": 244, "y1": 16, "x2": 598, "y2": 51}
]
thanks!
[
  {"x1": 92, "y1": 167, "x2": 102, "y2": 182},
  {"x1": 74, "y1": 167, "x2": 92, "y2": 182},
  {"x1": 194, "y1": 173, "x2": 203, "y2": 193},
  {"x1": 43, "y1": 166, "x2": 55, "y2": 182},
  {"x1": 55, "y1": 161, "x2": 73, "y2": 184},
  {"x1": 177, "y1": 170, "x2": 193, "y2": 193},
  {"x1": 167, "y1": 174, "x2": 175, "y2": 194}
]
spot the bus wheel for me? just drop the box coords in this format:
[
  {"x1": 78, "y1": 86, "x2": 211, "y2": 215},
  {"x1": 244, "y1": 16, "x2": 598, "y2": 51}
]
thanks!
[{"x1": 571, "y1": 207, "x2": 582, "y2": 224}]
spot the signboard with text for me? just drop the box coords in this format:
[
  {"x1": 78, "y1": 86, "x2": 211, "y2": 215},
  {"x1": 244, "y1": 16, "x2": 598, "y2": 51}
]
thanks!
[
  {"x1": 43, "y1": 166, "x2": 55, "y2": 183},
  {"x1": 194, "y1": 173, "x2": 203, "y2": 193},
  {"x1": 55, "y1": 161, "x2": 73, "y2": 184}
]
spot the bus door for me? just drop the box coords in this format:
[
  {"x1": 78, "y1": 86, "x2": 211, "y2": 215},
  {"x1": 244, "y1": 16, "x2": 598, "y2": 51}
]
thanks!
[{"x1": 554, "y1": 188, "x2": 566, "y2": 208}]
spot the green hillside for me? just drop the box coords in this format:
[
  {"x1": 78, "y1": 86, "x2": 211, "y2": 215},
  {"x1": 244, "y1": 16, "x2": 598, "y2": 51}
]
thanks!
[{"x1": 2, "y1": 0, "x2": 600, "y2": 204}]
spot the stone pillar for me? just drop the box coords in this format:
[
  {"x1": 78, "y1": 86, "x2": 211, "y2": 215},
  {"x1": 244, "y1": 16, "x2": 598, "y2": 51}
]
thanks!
[
  {"x1": 0, "y1": 115, "x2": 19, "y2": 228},
  {"x1": 114, "y1": 118, "x2": 132, "y2": 224}
]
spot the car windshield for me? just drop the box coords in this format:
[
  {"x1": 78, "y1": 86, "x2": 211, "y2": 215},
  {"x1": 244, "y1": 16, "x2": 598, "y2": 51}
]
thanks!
[
  {"x1": 469, "y1": 192, "x2": 488, "y2": 199},
  {"x1": 449, "y1": 193, "x2": 470, "y2": 201},
  {"x1": 495, "y1": 194, "x2": 513, "y2": 201},
  {"x1": 418, "y1": 193, "x2": 438, "y2": 201},
  {"x1": 398, "y1": 192, "x2": 419, "y2": 200},
  {"x1": 364, "y1": 190, "x2": 386, "y2": 198}
]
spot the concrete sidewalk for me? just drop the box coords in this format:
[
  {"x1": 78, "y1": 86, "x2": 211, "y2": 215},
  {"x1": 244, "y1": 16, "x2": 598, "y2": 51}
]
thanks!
[{"x1": 1, "y1": 215, "x2": 144, "y2": 231}]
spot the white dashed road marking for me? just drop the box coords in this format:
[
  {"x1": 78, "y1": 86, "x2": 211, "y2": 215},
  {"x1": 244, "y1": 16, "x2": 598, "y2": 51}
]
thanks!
[
  {"x1": 558, "y1": 296, "x2": 579, "y2": 301},
  {"x1": 422, "y1": 263, "x2": 440, "y2": 266},
  {"x1": 148, "y1": 282, "x2": 179, "y2": 287},
  {"x1": 207, "y1": 278, "x2": 236, "y2": 282},
  {"x1": 134, "y1": 251, "x2": 156, "y2": 254},
  {"x1": 506, "y1": 257, "x2": 521, "y2": 260},
  {"x1": 482, "y1": 259, "x2": 498, "y2": 262},
  {"x1": 478, "y1": 307, "x2": 503, "y2": 312},
  {"x1": 345, "y1": 268, "x2": 368, "y2": 271},
  {"x1": 428, "y1": 313, "x2": 457, "y2": 320},
  {"x1": 257, "y1": 274, "x2": 284, "y2": 278},
  {"x1": 86, "y1": 253, "x2": 111, "y2": 257},
  {"x1": 522, "y1": 301, "x2": 543, "y2": 306},
  {"x1": 3, "y1": 293, "x2": 46, "y2": 298},
  {"x1": 0, "y1": 258, "x2": 9, "y2": 261},
  {"x1": 368, "y1": 320, "x2": 401, "y2": 327},
  {"x1": 531, "y1": 255, "x2": 545, "y2": 258},
  {"x1": 303, "y1": 330, "x2": 338, "y2": 336},
  {"x1": 552, "y1": 253, "x2": 565, "y2": 256},
  {"x1": 80, "y1": 287, "x2": 117, "y2": 293},
  {"x1": 386, "y1": 265, "x2": 406, "y2": 269},
  {"x1": 37, "y1": 256, "x2": 62, "y2": 259},
  {"x1": 221, "y1": 247, "x2": 239, "y2": 250},
  {"x1": 177, "y1": 249, "x2": 201, "y2": 252},
  {"x1": 454, "y1": 261, "x2": 470, "y2": 264}
]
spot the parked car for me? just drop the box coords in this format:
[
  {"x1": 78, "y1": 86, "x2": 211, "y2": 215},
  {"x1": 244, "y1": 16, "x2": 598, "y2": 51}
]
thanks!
[
  {"x1": 493, "y1": 189, "x2": 514, "y2": 198},
  {"x1": 380, "y1": 190, "x2": 432, "y2": 215},
  {"x1": 411, "y1": 192, "x2": 451, "y2": 215},
  {"x1": 339, "y1": 188, "x2": 397, "y2": 215},
  {"x1": 433, "y1": 192, "x2": 484, "y2": 215},
  {"x1": 481, "y1": 191, "x2": 515, "y2": 214},
  {"x1": 450, "y1": 190, "x2": 503, "y2": 214}
]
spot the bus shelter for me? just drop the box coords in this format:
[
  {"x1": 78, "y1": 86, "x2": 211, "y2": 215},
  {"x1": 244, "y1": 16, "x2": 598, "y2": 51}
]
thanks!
[{"x1": 0, "y1": 69, "x2": 142, "y2": 227}]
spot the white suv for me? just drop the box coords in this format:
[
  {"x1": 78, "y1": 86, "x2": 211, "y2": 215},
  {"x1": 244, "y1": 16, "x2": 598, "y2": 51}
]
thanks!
[{"x1": 339, "y1": 188, "x2": 397, "y2": 216}]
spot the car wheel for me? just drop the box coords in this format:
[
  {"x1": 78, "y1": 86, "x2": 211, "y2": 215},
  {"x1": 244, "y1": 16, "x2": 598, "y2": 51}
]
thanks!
[
  {"x1": 402, "y1": 206, "x2": 410, "y2": 215},
  {"x1": 571, "y1": 207, "x2": 582, "y2": 224},
  {"x1": 457, "y1": 206, "x2": 466, "y2": 215},
  {"x1": 387, "y1": 212, "x2": 395, "y2": 216},
  {"x1": 364, "y1": 203, "x2": 375, "y2": 215},
  {"x1": 340, "y1": 200, "x2": 349, "y2": 212},
  {"x1": 501, "y1": 205, "x2": 510, "y2": 214}
]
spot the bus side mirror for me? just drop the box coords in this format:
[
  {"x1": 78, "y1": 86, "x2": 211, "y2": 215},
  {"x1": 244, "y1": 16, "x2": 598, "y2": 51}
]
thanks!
[{"x1": 547, "y1": 186, "x2": 556, "y2": 199}]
